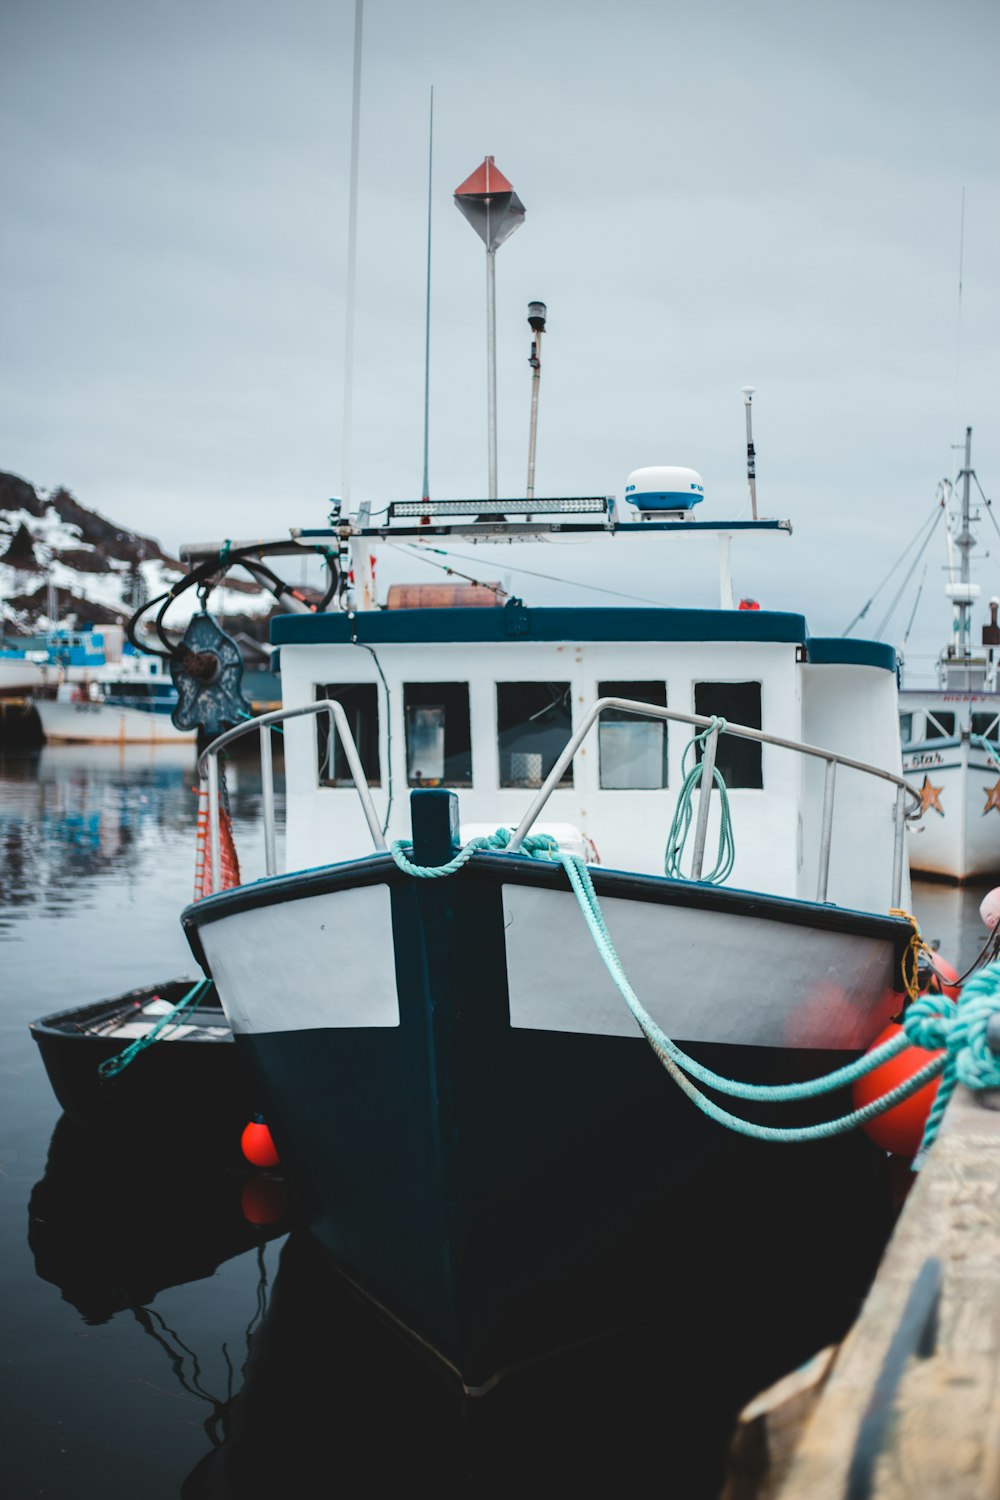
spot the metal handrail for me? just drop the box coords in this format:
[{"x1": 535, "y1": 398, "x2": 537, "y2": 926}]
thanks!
[
  {"x1": 199, "y1": 700, "x2": 387, "y2": 895},
  {"x1": 506, "y1": 698, "x2": 922, "y2": 906},
  {"x1": 200, "y1": 695, "x2": 920, "y2": 907}
]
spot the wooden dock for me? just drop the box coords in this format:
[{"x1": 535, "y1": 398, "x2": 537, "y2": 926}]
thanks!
[{"x1": 724, "y1": 1084, "x2": 1000, "y2": 1499}]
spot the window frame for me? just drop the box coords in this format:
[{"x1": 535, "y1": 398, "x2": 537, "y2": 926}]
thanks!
[
  {"x1": 692, "y1": 680, "x2": 764, "y2": 789},
  {"x1": 315, "y1": 682, "x2": 382, "y2": 788},
  {"x1": 495, "y1": 680, "x2": 575, "y2": 790},
  {"x1": 596, "y1": 679, "x2": 669, "y2": 790},
  {"x1": 925, "y1": 710, "x2": 956, "y2": 741},
  {"x1": 402, "y1": 681, "x2": 474, "y2": 789}
]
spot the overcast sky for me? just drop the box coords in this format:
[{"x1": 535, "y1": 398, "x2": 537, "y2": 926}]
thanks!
[{"x1": 2, "y1": 0, "x2": 998, "y2": 681}]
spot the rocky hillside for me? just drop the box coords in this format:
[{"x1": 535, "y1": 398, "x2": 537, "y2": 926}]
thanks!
[{"x1": 0, "y1": 470, "x2": 275, "y2": 640}]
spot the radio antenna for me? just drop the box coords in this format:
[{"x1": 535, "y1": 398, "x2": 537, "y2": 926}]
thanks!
[
  {"x1": 526, "y1": 301, "x2": 546, "y2": 500},
  {"x1": 742, "y1": 386, "x2": 758, "y2": 519}
]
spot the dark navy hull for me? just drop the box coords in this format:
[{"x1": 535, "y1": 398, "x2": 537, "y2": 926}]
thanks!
[
  {"x1": 182, "y1": 1151, "x2": 898, "y2": 1498},
  {"x1": 184, "y1": 852, "x2": 910, "y2": 1391}
]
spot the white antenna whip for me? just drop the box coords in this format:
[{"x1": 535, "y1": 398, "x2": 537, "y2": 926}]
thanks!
[
  {"x1": 339, "y1": 0, "x2": 364, "y2": 523},
  {"x1": 742, "y1": 386, "x2": 758, "y2": 519},
  {"x1": 421, "y1": 87, "x2": 434, "y2": 504}
]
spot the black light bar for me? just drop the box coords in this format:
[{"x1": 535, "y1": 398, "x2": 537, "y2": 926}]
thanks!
[{"x1": 388, "y1": 497, "x2": 610, "y2": 518}]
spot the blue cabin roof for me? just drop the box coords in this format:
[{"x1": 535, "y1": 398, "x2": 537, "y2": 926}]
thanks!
[{"x1": 270, "y1": 601, "x2": 896, "y2": 671}]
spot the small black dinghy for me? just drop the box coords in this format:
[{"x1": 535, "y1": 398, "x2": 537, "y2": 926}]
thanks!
[{"x1": 29, "y1": 976, "x2": 259, "y2": 1168}]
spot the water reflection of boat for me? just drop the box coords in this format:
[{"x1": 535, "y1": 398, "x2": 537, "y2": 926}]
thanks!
[
  {"x1": 181, "y1": 1137, "x2": 897, "y2": 1499},
  {"x1": 28, "y1": 1114, "x2": 292, "y2": 1461},
  {"x1": 0, "y1": 744, "x2": 282, "y2": 940},
  {"x1": 29, "y1": 978, "x2": 259, "y2": 1170},
  {"x1": 28, "y1": 1114, "x2": 291, "y2": 1324}
]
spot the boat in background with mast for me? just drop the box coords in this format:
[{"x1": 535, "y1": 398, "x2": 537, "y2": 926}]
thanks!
[
  {"x1": 0, "y1": 625, "x2": 109, "y2": 698},
  {"x1": 32, "y1": 627, "x2": 197, "y2": 745},
  {"x1": 30, "y1": 625, "x2": 280, "y2": 745},
  {"x1": 899, "y1": 427, "x2": 1000, "y2": 882}
]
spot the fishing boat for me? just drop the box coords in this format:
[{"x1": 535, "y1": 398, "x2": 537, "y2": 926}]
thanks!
[
  {"x1": 29, "y1": 976, "x2": 257, "y2": 1167},
  {"x1": 0, "y1": 650, "x2": 45, "y2": 696},
  {"x1": 32, "y1": 647, "x2": 198, "y2": 744},
  {"x1": 160, "y1": 465, "x2": 923, "y2": 1393},
  {"x1": 0, "y1": 625, "x2": 109, "y2": 697},
  {"x1": 896, "y1": 428, "x2": 1000, "y2": 882}
]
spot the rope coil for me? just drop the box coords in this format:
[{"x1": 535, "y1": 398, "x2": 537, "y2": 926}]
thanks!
[
  {"x1": 663, "y1": 718, "x2": 735, "y2": 884},
  {"x1": 389, "y1": 826, "x2": 1000, "y2": 1163}
]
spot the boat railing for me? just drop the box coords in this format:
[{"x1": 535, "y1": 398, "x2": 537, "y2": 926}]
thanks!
[
  {"x1": 198, "y1": 700, "x2": 387, "y2": 894},
  {"x1": 200, "y1": 695, "x2": 921, "y2": 907},
  {"x1": 506, "y1": 698, "x2": 922, "y2": 907}
]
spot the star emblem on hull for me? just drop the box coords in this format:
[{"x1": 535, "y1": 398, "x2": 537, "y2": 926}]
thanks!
[
  {"x1": 919, "y1": 776, "x2": 944, "y2": 816},
  {"x1": 983, "y1": 780, "x2": 1000, "y2": 815}
]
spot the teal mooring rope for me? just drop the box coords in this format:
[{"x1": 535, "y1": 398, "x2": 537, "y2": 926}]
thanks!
[
  {"x1": 98, "y1": 978, "x2": 213, "y2": 1080},
  {"x1": 972, "y1": 733, "x2": 1000, "y2": 774},
  {"x1": 663, "y1": 716, "x2": 735, "y2": 884},
  {"x1": 390, "y1": 827, "x2": 1000, "y2": 1164}
]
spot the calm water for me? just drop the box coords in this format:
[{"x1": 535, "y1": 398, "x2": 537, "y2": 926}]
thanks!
[{"x1": 0, "y1": 745, "x2": 991, "y2": 1498}]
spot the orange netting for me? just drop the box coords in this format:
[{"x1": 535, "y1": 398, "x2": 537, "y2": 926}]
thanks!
[{"x1": 193, "y1": 779, "x2": 242, "y2": 899}]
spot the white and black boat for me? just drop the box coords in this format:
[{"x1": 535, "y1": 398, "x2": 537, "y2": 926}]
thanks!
[
  {"x1": 165, "y1": 472, "x2": 922, "y2": 1392},
  {"x1": 896, "y1": 428, "x2": 1000, "y2": 881},
  {"x1": 32, "y1": 650, "x2": 197, "y2": 745}
]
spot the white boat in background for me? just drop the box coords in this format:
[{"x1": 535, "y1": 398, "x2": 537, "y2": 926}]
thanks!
[
  {"x1": 899, "y1": 428, "x2": 1000, "y2": 882},
  {"x1": 0, "y1": 626, "x2": 108, "y2": 698},
  {"x1": 0, "y1": 656, "x2": 45, "y2": 696},
  {"x1": 33, "y1": 649, "x2": 196, "y2": 745}
]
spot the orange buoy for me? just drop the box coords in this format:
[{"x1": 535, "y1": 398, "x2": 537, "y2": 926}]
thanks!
[
  {"x1": 241, "y1": 1114, "x2": 280, "y2": 1168},
  {"x1": 241, "y1": 1175, "x2": 289, "y2": 1226},
  {"x1": 851, "y1": 1021, "x2": 945, "y2": 1158}
]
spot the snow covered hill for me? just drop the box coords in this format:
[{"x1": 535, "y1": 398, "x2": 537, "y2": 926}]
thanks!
[{"x1": 0, "y1": 471, "x2": 274, "y2": 637}]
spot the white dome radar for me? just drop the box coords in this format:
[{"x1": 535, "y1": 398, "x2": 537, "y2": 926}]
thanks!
[{"x1": 624, "y1": 466, "x2": 705, "y2": 515}]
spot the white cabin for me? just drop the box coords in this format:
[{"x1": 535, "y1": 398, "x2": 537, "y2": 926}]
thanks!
[{"x1": 272, "y1": 600, "x2": 907, "y2": 914}]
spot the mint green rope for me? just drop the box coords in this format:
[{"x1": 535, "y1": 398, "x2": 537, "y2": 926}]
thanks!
[
  {"x1": 98, "y1": 979, "x2": 213, "y2": 1079},
  {"x1": 389, "y1": 826, "x2": 559, "y2": 877},
  {"x1": 556, "y1": 848, "x2": 948, "y2": 1143},
  {"x1": 972, "y1": 733, "x2": 1000, "y2": 772},
  {"x1": 390, "y1": 823, "x2": 1000, "y2": 1157},
  {"x1": 664, "y1": 718, "x2": 735, "y2": 884}
]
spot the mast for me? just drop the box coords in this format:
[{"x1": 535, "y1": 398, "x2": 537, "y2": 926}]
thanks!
[
  {"x1": 454, "y1": 157, "x2": 525, "y2": 500},
  {"x1": 955, "y1": 425, "x2": 974, "y2": 658},
  {"x1": 526, "y1": 301, "x2": 546, "y2": 501},
  {"x1": 339, "y1": 0, "x2": 364, "y2": 527},
  {"x1": 420, "y1": 87, "x2": 434, "y2": 504}
]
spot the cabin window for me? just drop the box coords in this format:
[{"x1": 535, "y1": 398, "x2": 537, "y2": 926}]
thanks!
[
  {"x1": 972, "y1": 713, "x2": 999, "y2": 743},
  {"x1": 693, "y1": 681, "x2": 763, "y2": 788},
  {"x1": 497, "y1": 682, "x2": 573, "y2": 788},
  {"x1": 899, "y1": 712, "x2": 914, "y2": 743},
  {"x1": 404, "y1": 683, "x2": 473, "y2": 787},
  {"x1": 598, "y1": 681, "x2": 668, "y2": 789},
  {"x1": 925, "y1": 711, "x2": 956, "y2": 741},
  {"x1": 316, "y1": 683, "x2": 381, "y2": 787}
]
